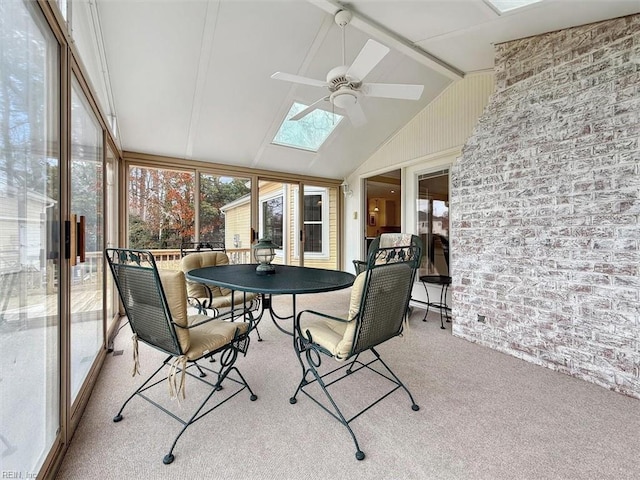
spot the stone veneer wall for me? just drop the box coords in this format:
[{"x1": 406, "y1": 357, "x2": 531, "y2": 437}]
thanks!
[{"x1": 450, "y1": 14, "x2": 640, "y2": 398}]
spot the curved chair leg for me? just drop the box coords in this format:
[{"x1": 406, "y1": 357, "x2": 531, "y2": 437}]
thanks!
[
  {"x1": 371, "y1": 347, "x2": 419, "y2": 411},
  {"x1": 113, "y1": 361, "x2": 168, "y2": 422},
  {"x1": 163, "y1": 344, "x2": 257, "y2": 464},
  {"x1": 290, "y1": 347, "x2": 365, "y2": 461}
]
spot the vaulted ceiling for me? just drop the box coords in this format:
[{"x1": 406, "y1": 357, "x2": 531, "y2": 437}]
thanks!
[{"x1": 75, "y1": 0, "x2": 639, "y2": 180}]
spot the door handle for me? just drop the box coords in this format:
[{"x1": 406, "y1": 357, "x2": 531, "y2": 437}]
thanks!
[{"x1": 65, "y1": 214, "x2": 86, "y2": 265}]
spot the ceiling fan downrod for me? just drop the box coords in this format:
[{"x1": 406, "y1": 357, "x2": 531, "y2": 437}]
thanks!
[{"x1": 334, "y1": 10, "x2": 353, "y2": 66}]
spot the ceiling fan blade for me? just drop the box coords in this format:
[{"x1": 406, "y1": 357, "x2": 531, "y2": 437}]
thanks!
[
  {"x1": 271, "y1": 72, "x2": 328, "y2": 88},
  {"x1": 346, "y1": 39, "x2": 390, "y2": 81},
  {"x1": 361, "y1": 82, "x2": 424, "y2": 100},
  {"x1": 289, "y1": 97, "x2": 329, "y2": 121},
  {"x1": 344, "y1": 101, "x2": 367, "y2": 127}
]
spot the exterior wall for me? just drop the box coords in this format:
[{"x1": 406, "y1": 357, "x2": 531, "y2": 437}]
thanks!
[
  {"x1": 222, "y1": 198, "x2": 251, "y2": 263},
  {"x1": 0, "y1": 191, "x2": 50, "y2": 272},
  {"x1": 302, "y1": 186, "x2": 338, "y2": 269},
  {"x1": 286, "y1": 185, "x2": 297, "y2": 265},
  {"x1": 224, "y1": 182, "x2": 338, "y2": 268},
  {"x1": 451, "y1": 15, "x2": 640, "y2": 398},
  {"x1": 343, "y1": 72, "x2": 495, "y2": 269}
]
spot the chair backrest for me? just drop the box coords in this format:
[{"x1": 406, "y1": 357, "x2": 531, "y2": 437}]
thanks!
[
  {"x1": 180, "y1": 241, "x2": 225, "y2": 257},
  {"x1": 353, "y1": 233, "x2": 421, "y2": 275},
  {"x1": 180, "y1": 251, "x2": 232, "y2": 298},
  {"x1": 106, "y1": 248, "x2": 190, "y2": 356},
  {"x1": 347, "y1": 237, "x2": 422, "y2": 356},
  {"x1": 368, "y1": 233, "x2": 421, "y2": 267}
]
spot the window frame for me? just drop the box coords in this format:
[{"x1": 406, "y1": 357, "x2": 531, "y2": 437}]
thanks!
[
  {"x1": 293, "y1": 186, "x2": 329, "y2": 259},
  {"x1": 259, "y1": 189, "x2": 286, "y2": 259}
]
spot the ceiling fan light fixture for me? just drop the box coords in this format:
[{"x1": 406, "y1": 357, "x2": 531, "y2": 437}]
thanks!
[{"x1": 331, "y1": 90, "x2": 357, "y2": 110}]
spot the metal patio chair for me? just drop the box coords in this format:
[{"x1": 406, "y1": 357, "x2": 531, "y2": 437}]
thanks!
[
  {"x1": 180, "y1": 250, "x2": 262, "y2": 340},
  {"x1": 352, "y1": 232, "x2": 422, "y2": 275},
  {"x1": 106, "y1": 248, "x2": 257, "y2": 465},
  {"x1": 179, "y1": 240, "x2": 225, "y2": 257},
  {"x1": 290, "y1": 239, "x2": 421, "y2": 460}
]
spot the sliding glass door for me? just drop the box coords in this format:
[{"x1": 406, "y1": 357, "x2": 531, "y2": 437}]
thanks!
[
  {"x1": 416, "y1": 170, "x2": 449, "y2": 275},
  {"x1": 258, "y1": 179, "x2": 298, "y2": 266},
  {"x1": 255, "y1": 180, "x2": 339, "y2": 269},
  {"x1": 0, "y1": 0, "x2": 61, "y2": 472},
  {"x1": 69, "y1": 77, "x2": 104, "y2": 405}
]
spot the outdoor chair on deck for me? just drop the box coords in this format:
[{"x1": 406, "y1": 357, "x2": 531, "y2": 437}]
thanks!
[
  {"x1": 106, "y1": 248, "x2": 257, "y2": 465},
  {"x1": 290, "y1": 239, "x2": 421, "y2": 460},
  {"x1": 180, "y1": 241, "x2": 225, "y2": 257}
]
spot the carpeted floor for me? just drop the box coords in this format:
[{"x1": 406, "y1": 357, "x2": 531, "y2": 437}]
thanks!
[{"x1": 56, "y1": 290, "x2": 640, "y2": 479}]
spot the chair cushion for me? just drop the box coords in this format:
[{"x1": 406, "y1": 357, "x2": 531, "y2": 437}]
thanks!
[
  {"x1": 379, "y1": 233, "x2": 413, "y2": 248},
  {"x1": 185, "y1": 315, "x2": 249, "y2": 361},
  {"x1": 189, "y1": 291, "x2": 258, "y2": 311},
  {"x1": 304, "y1": 272, "x2": 366, "y2": 360},
  {"x1": 180, "y1": 252, "x2": 233, "y2": 298},
  {"x1": 375, "y1": 233, "x2": 414, "y2": 265},
  {"x1": 158, "y1": 269, "x2": 190, "y2": 352}
]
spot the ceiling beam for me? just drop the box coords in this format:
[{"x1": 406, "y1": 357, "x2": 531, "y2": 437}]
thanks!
[{"x1": 309, "y1": 0, "x2": 465, "y2": 81}]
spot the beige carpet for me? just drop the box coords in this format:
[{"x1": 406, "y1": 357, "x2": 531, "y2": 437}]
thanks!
[{"x1": 56, "y1": 290, "x2": 640, "y2": 479}]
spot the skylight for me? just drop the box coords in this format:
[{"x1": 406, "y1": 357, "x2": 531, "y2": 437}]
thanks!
[
  {"x1": 484, "y1": 0, "x2": 543, "y2": 14},
  {"x1": 272, "y1": 102, "x2": 343, "y2": 152}
]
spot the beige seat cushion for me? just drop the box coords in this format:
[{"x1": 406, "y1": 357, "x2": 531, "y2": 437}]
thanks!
[
  {"x1": 302, "y1": 271, "x2": 366, "y2": 361},
  {"x1": 158, "y1": 269, "x2": 191, "y2": 352},
  {"x1": 158, "y1": 270, "x2": 249, "y2": 359},
  {"x1": 181, "y1": 252, "x2": 232, "y2": 298},
  {"x1": 185, "y1": 315, "x2": 249, "y2": 361},
  {"x1": 180, "y1": 252, "x2": 257, "y2": 308}
]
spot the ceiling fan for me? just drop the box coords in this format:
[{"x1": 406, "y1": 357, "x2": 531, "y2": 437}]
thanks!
[{"x1": 271, "y1": 10, "x2": 424, "y2": 127}]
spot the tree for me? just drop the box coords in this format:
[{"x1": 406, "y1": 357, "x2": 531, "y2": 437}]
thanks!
[{"x1": 199, "y1": 175, "x2": 250, "y2": 242}]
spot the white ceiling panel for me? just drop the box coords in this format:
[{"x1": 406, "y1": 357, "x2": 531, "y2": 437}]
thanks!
[
  {"x1": 350, "y1": 0, "x2": 497, "y2": 43},
  {"x1": 191, "y1": 1, "x2": 328, "y2": 167},
  {"x1": 99, "y1": 1, "x2": 209, "y2": 157},
  {"x1": 89, "y1": 0, "x2": 639, "y2": 180}
]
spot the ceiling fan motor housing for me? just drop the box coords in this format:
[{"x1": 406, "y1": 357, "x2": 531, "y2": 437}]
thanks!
[{"x1": 326, "y1": 65, "x2": 361, "y2": 92}]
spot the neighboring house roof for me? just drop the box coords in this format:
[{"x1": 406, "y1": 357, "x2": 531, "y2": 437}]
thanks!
[{"x1": 220, "y1": 193, "x2": 250, "y2": 213}]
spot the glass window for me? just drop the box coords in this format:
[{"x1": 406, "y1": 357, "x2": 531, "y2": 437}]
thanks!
[
  {"x1": 128, "y1": 166, "x2": 195, "y2": 250},
  {"x1": 262, "y1": 195, "x2": 284, "y2": 248},
  {"x1": 291, "y1": 186, "x2": 335, "y2": 266},
  {"x1": 417, "y1": 170, "x2": 449, "y2": 275},
  {"x1": 303, "y1": 193, "x2": 323, "y2": 253},
  {"x1": 70, "y1": 77, "x2": 104, "y2": 405},
  {"x1": 200, "y1": 173, "x2": 251, "y2": 264},
  {"x1": 0, "y1": 0, "x2": 60, "y2": 473},
  {"x1": 272, "y1": 102, "x2": 343, "y2": 152}
]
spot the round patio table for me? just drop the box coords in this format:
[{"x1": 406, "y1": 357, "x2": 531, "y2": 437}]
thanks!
[{"x1": 185, "y1": 263, "x2": 355, "y2": 335}]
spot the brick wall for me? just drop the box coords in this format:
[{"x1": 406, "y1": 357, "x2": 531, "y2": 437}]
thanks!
[{"x1": 451, "y1": 14, "x2": 640, "y2": 398}]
